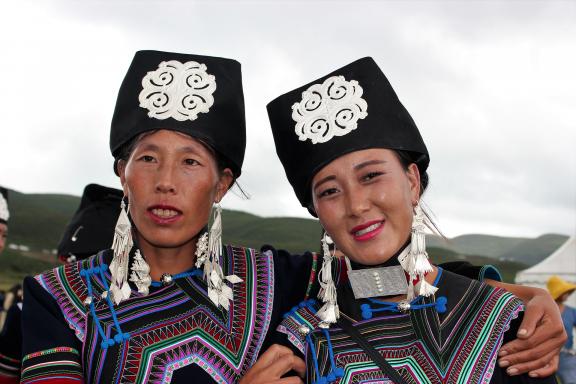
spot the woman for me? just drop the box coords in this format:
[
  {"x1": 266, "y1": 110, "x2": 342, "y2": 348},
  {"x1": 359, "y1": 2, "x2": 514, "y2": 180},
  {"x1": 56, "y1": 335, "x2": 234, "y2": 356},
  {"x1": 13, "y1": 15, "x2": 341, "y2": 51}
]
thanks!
[
  {"x1": 20, "y1": 51, "x2": 560, "y2": 384},
  {"x1": 547, "y1": 276, "x2": 576, "y2": 383},
  {"x1": 264, "y1": 57, "x2": 559, "y2": 383},
  {"x1": 20, "y1": 50, "x2": 310, "y2": 383}
]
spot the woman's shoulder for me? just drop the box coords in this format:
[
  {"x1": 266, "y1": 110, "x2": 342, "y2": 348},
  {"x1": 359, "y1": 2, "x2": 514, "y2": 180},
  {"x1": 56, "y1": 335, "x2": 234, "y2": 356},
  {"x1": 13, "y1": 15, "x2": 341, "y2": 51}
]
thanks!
[
  {"x1": 28, "y1": 250, "x2": 111, "y2": 342},
  {"x1": 35, "y1": 250, "x2": 109, "y2": 289},
  {"x1": 437, "y1": 268, "x2": 524, "y2": 330}
]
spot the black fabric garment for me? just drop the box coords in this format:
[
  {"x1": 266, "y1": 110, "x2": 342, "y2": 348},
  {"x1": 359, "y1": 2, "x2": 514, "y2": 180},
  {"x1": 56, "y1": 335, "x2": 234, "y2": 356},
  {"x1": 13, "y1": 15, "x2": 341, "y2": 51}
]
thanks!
[
  {"x1": 275, "y1": 260, "x2": 556, "y2": 384},
  {"x1": 0, "y1": 304, "x2": 22, "y2": 380},
  {"x1": 21, "y1": 246, "x2": 313, "y2": 383}
]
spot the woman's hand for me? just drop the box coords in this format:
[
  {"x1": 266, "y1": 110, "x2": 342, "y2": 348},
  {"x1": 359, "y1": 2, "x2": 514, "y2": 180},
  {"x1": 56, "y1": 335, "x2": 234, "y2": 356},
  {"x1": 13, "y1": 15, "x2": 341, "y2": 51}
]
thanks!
[
  {"x1": 487, "y1": 280, "x2": 567, "y2": 377},
  {"x1": 240, "y1": 344, "x2": 306, "y2": 384}
]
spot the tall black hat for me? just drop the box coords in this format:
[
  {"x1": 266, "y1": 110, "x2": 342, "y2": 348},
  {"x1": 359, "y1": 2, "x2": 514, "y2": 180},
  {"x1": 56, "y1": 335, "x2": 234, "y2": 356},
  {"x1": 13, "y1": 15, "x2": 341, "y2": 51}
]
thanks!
[
  {"x1": 267, "y1": 57, "x2": 429, "y2": 212},
  {"x1": 57, "y1": 184, "x2": 123, "y2": 263},
  {"x1": 110, "y1": 50, "x2": 246, "y2": 177},
  {"x1": 0, "y1": 187, "x2": 9, "y2": 225}
]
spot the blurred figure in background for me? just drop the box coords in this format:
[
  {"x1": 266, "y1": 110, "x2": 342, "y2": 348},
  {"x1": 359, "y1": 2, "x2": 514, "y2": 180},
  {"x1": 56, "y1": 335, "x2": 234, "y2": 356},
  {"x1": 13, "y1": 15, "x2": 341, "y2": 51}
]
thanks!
[
  {"x1": 57, "y1": 184, "x2": 123, "y2": 263},
  {"x1": 0, "y1": 284, "x2": 22, "y2": 384},
  {"x1": 0, "y1": 187, "x2": 20, "y2": 384},
  {"x1": 548, "y1": 276, "x2": 576, "y2": 384},
  {"x1": 0, "y1": 187, "x2": 9, "y2": 256}
]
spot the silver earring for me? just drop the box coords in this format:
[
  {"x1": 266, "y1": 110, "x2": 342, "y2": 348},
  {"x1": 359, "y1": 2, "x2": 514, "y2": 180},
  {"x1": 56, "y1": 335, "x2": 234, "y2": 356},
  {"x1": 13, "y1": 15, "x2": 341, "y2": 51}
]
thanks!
[
  {"x1": 399, "y1": 203, "x2": 437, "y2": 300},
  {"x1": 109, "y1": 197, "x2": 133, "y2": 305},
  {"x1": 199, "y1": 203, "x2": 242, "y2": 310},
  {"x1": 316, "y1": 232, "x2": 339, "y2": 325},
  {"x1": 129, "y1": 249, "x2": 151, "y2": 296}
]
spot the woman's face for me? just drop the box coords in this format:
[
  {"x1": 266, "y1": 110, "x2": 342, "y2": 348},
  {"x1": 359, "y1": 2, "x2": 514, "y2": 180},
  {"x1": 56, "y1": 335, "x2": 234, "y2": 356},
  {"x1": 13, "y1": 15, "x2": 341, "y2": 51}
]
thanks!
[
  {"x1": 312, "y1": 148, "x2": 420, "y2": 265},
  {"x1": 119, "y1": 130, "x2": 232, "y2": 250}
]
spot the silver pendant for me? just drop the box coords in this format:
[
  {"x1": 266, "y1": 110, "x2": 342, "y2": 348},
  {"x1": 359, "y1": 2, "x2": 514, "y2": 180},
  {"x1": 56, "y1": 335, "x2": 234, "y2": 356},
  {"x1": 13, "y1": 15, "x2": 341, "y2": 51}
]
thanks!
[{"x1": 348, "y1": 265, "x2": 408, "y2": 299}]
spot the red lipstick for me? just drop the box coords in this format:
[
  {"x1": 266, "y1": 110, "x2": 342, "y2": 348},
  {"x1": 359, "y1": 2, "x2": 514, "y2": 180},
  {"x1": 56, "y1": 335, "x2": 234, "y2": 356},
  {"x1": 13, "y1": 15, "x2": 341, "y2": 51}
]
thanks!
[{"x1": 350, "y1": 220, "x2": 385, "y2": 241}]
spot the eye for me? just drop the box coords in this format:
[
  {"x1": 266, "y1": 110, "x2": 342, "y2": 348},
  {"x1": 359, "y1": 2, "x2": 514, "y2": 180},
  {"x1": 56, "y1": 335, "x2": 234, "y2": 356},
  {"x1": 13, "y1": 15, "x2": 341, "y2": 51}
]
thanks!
[
  {"x1": 361, "y1": 171, "x2": 384, "y2": 182},
  {"x1": 184, "y1": 158, "x2": 200, "y2": 166},
  {"x1": 317, "y1": 187, "x2": 339, "y2": 199},
  {"x1": 137, "y1": 155, "x2": 155, "y2": 162}
]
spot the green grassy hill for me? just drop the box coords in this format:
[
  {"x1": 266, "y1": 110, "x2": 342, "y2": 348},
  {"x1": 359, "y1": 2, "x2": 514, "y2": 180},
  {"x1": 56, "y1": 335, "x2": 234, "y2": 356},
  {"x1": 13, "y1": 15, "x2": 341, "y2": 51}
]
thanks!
[
  {"x1": 0, "y1": 188, "x2": 567, "y2": 289},
  {"x1": 7, "y1": 189, "x2": 80, "y2": 251}
]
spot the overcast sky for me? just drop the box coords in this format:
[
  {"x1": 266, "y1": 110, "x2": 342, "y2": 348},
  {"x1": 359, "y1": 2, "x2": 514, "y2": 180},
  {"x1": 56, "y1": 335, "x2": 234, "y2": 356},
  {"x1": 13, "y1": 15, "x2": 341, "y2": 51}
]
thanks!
[{"x1": 0, "y1": 0, "x2": 574, "y2": 238}]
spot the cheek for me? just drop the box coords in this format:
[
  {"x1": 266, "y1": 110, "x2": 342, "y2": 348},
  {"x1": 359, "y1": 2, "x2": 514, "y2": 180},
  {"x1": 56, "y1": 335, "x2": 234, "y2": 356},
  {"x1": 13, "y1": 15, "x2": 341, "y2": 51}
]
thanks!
[{"x1": 315, "y1": 202, "x2": 345, "y2": 241}]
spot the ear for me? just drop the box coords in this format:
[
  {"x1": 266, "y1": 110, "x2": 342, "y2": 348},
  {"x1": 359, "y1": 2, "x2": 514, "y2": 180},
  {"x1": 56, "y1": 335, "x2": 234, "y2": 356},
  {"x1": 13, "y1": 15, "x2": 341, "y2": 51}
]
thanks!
[
  {"x1": 117, "y1": 160, "x2": 129, "y2": 196},
  {"x1": 406, "y1": 163, "x2": 421, "y2": 205},
  {"x1": 215, "y1": 168, "x2": 234, "y2": 203}
]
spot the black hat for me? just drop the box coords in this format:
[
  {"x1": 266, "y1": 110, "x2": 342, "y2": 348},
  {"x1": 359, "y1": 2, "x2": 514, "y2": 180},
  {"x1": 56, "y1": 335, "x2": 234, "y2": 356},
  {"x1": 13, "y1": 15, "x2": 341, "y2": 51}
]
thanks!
[
  {"x1": 0, "y1": 187, "x2": 9, "y2": 225},
  {"x1": 57, "y1": 184, "x2": 123, "y2": 262},
  {"x1": 267, "y1": 57, "x2": 429, "y2": 212},
  {"x1": 110, "y1": 50, "x2": 246, "y2": 177}
]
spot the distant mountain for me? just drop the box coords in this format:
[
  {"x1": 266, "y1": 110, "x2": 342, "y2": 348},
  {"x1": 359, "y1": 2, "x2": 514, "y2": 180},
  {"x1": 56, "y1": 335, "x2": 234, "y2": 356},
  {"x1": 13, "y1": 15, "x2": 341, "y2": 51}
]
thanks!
[
  {"x1": 426, "y1": 233, "x2": 569, "y2": 266},
  {"x1": 498, "y1": 234, "x2": 571, "y2": 265}
]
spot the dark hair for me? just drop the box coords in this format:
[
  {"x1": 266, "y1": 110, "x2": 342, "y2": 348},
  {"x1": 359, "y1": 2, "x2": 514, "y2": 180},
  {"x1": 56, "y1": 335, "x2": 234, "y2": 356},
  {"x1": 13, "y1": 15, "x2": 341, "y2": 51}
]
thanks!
[
  {"x1": 394, "y1": 150, "x2": 429, "y2": 197},
  {"x1": 115, "y1": 130, "x2": 249, "y2": 198}
]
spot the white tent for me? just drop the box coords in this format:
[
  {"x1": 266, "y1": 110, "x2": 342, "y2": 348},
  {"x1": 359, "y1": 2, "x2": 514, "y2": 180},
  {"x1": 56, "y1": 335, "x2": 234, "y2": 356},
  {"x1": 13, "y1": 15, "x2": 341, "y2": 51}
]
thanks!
[{"x1": 516, "y1": 236, "x2": 576, "y2": 306}]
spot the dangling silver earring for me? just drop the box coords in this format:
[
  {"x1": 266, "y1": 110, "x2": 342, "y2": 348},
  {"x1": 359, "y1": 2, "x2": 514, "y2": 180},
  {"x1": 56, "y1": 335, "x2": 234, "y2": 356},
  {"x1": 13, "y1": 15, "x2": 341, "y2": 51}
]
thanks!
[
  {"x1": 198, "y1": 203, "x2": 242, "y2": 310},
  {"x1": 399, "y1": 202, "x2": 437, "y2": 300},
  {"x1": 129, "y1": 249, "x2": 151, "y2": 296},
  {"x1": 109, "y1": 197, "x2": 133, "y2": 305},
  {"x1": 317, "y1": 231, "x2": 339, "y2": 325}
]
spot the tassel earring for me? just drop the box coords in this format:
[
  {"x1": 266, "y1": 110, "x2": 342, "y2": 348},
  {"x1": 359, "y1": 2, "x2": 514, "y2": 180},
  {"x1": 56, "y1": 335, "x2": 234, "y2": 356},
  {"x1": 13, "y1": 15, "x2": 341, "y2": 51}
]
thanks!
[
  {"x1": 399, "y1": 203, "x2": 437, "y2": 300},
  {"x1": 317, "y1": 232, "x2": 339, "y2": 325},
  {"x1": 197, "y1": 203, "x2": 242, "y2": 310},
  {"x1": 109, "y1": 197, "x2": 133, "y2": 305},
  {"x1": 129, "y1": 249, "x2": 151, "y2": 296}
]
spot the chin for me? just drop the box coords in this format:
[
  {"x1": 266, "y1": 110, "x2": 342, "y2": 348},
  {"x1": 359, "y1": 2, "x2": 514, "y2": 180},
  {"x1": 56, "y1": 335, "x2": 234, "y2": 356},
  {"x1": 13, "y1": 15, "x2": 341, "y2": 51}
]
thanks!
[{"x1": 346, "y1": 244, "x2": 398, "y2": 266}]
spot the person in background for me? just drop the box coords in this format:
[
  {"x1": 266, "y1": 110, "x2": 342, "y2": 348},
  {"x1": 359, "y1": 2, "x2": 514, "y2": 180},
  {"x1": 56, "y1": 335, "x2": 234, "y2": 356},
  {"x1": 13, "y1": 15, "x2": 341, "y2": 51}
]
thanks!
[
  {"x1": 0, "y1": 188, "x2": 20, "y2": 384},
  {"x1": 0, "y1": 284, "x2": 22, "y2": 384},
  {"x1": 547, "y1": 276, "x2": 576, "y2": 384},
  {"x1": 57, "y1": 184, "x2": 123, "y2": 264},
  {"x1": 0, "y1": 187, "x2": 9, "y2": 256}
]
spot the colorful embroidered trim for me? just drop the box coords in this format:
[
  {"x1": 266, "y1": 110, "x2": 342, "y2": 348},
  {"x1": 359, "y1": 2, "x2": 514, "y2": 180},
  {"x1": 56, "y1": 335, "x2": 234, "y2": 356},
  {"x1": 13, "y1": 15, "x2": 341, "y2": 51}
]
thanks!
[{"x1": 21, "y1": 347, "x2": 82, "y2": 383}]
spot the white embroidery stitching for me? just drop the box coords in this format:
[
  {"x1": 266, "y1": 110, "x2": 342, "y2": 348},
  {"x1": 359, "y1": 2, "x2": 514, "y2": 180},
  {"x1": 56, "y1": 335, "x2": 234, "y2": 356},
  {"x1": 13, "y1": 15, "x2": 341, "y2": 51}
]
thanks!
[
  {"x1": 291, "y1": 76, "x2": 368, "y2": 144},
  {"x1": 139, "y1": 60, "x2": 217, "y2": 121},
  {"x1": 0, "y1": 193, "x2": 9, "y2": 222}
]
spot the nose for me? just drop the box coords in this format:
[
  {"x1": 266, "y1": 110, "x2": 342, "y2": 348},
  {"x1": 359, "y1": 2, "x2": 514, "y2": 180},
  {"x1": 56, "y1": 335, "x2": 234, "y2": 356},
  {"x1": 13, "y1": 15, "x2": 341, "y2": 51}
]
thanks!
[
  {"x1": 344, "y1": 184, "x2": 370, "y2": 217},
  {"x1": 155, "y1": 161, "x2": 177, "y2": 194}
]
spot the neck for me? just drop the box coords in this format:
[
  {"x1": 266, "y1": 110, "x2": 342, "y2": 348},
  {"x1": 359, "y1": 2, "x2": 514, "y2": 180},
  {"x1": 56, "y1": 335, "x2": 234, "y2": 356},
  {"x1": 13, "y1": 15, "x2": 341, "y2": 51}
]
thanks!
[{"x1": 136, "y1": 235, "x2": 198, "y2": 281}]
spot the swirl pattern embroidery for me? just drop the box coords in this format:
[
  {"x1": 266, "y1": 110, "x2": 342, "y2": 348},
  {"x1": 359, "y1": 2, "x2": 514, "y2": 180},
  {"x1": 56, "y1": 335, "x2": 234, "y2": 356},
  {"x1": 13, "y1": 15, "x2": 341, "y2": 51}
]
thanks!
[
  {"x1": 139, "y1": 60, "x2": 217, "y2": 121},
  {"x1": 291, "y1": 76, "x2": 368, "y2": 144},
  {"x1": 0, "y1": 193, "x2": 8, "y2": 222}
]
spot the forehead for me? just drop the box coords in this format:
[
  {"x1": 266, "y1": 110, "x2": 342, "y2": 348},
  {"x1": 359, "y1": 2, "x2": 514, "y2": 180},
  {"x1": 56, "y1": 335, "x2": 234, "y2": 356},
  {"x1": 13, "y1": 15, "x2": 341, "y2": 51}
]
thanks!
[
  {"x1": 0, "y1": 223, "x2": 7, "y2": 233},
  {"x1": 133, "y1": 130, "x2": 213, "y2": 155}
]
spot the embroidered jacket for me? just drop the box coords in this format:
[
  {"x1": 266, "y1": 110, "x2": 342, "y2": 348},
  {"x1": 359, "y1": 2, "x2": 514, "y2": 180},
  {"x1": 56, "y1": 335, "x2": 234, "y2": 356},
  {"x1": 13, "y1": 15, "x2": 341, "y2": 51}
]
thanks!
[
  {"x1": 21, "y1": 246, "x2": 312, "y2": 384},
  {"x1": 278, "y1": 268, "x2": 556, "y2": 384}
]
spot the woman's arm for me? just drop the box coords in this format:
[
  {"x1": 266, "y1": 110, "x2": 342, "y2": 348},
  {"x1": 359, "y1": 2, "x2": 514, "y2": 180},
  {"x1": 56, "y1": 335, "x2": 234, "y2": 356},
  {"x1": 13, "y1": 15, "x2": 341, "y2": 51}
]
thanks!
[
  {"x1": 486, "y1": 280, "x2": 566, "y2": 378},
  {"x1": 21, "y1": 276, "x2": 84, "y2": 383}
]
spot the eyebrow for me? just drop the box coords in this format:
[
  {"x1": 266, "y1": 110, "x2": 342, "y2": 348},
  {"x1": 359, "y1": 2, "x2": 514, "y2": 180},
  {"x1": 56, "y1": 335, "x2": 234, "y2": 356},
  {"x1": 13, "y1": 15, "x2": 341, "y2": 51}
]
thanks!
[
  {"x1": 313, "y1": 175, "x2": 337, "y2": 192},
  {"x1": 354, "y1": 159, "x2": 387, "y2": 170}
]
